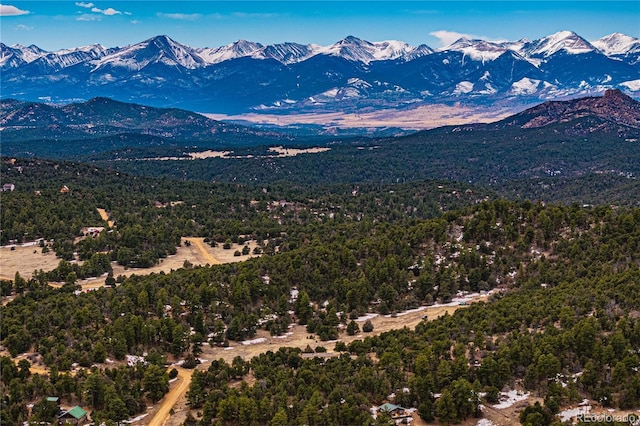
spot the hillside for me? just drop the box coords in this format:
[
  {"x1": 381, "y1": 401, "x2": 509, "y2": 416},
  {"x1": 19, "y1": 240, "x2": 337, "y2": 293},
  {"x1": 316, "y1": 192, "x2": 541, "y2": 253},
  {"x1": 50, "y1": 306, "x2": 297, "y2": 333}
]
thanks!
[
  {"x1": 1, "y1": 159, "x2": 639, "y2": 425},
  {"x1": 488, "y1": 88, "x2": 640, "y2": 133},
  {"x1": 0, "y1": 97, "x2": 293, "y2": 146},
  {"x1": 92, "y1": 92, "x2": 639, "y2": 205}
]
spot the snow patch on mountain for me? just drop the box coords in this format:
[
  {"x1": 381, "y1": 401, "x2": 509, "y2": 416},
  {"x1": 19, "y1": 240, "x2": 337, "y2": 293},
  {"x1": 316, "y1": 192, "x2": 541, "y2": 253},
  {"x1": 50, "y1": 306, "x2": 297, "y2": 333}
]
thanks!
[
  {"x1": 453, "y1": 81, "x2": 474, "y2": 95},
  {"x1": 478, "y1": 83, "x2": 498, "y2": 95},
  {"x1": 621, "y1": 80, "x2": 640, "y2": 91},
  {"x1": 347, "y1": 78, "x2": 372, "y2": 89},
  {"x1": 510, "y1": 78, "x2": 541, "y2": 95}
]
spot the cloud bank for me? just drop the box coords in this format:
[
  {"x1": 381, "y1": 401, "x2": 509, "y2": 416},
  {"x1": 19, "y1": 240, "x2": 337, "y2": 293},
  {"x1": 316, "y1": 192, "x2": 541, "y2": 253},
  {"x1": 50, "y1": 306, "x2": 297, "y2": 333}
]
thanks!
[{"x1": 0, "y1": 4, "x2": 30, "y2": 16}]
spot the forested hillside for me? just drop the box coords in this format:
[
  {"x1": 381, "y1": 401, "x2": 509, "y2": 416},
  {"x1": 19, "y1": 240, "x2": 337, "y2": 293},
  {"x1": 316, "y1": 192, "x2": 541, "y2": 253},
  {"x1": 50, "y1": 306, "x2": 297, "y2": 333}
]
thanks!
[{"x1": 1, "y1": 158, "x2": 639, "y2": 425}]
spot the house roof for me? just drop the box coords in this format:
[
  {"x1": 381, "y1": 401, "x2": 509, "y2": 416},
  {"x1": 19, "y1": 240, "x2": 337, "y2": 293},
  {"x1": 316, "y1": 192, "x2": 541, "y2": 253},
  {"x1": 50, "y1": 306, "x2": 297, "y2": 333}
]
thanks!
[
  {"x1": 46, "y1": 396, "x2": 59, "y2": 402},
  {"x1": 61, "y1": 406, "x2": 87, "y2": 419},
  {"x1": 379, "y1": 403, "x2": 400, "y2": 412}
]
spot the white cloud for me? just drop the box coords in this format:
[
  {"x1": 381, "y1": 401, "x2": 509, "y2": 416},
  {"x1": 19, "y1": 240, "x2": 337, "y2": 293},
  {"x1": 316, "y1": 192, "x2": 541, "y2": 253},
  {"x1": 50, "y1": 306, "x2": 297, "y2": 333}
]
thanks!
[
  {"x1": 130, "y1": 19, "x2": 141, "y2": 24},
  {"x1": 430, "y1": 30, "x2": 480, "y2": 47},
  {"x1": 15, "y1": 23, "x2": 32, "y2": 30},
  {"x1": 232, "y1": 12, "x2": 279, "y2": 18},
  {"x1": 76, "y1": 3, "x2": 128, "y2": 17},
  {"x1": 76, "y1": 13, "x2": 101, "y2": 21},
  {"x1": 157, "y1": 12, "x2": 202, "y2": 21},
  {"x1": 91, "y1": 6, "x2": 122, "y2": 16},
  {"x1": 0, "y1": 4, "x2": 30, "y2": 16}
]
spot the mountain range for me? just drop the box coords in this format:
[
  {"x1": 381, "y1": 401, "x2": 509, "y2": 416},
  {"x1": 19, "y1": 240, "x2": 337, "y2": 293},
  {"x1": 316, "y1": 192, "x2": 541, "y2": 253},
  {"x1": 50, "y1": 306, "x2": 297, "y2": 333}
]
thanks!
[{"x1": 1, "y1": 31, "x2": 639, "y2": 115}]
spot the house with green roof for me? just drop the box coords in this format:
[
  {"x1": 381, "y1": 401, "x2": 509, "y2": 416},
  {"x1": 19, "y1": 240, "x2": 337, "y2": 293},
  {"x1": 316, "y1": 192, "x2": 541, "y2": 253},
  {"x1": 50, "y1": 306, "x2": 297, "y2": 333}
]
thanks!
[
  {"x1": 57, "y1": 406, "x2": 87, "y2": 425},
  {"x1": 377, "y1": 402, "x2": 412, "y2": 423}
]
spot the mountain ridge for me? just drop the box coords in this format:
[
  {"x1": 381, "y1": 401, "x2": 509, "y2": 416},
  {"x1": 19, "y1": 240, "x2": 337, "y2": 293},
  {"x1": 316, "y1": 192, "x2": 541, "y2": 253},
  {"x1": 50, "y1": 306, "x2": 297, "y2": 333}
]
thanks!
[
  {"x1": 0, "y1": 96, "x2": 293, "y2": 145},
  {"x1": 1, "y1": 31, "x2": 638, "y2": 115},
  {"x1": 3, "y1": 31, "x2": 637, "y2": 67},
  {"x1": 481, "y1": 89, "x2": 640, "y2": 132}
]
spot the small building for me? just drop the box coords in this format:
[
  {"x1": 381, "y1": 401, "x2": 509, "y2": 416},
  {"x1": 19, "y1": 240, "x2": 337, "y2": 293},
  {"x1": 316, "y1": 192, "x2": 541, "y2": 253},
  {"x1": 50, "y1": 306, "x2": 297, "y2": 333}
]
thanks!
[
  {"x1": 60, "y1": 185, "x2": 70, "y2": 194},
  {"x1": 378, "y1": 403, "x2": 412, "y2": 422},
  {"x1": 2, "y1": 183, "x2": 15, "y2": 192},
  {"x1": 81, "y1": 227, "x2": 105, "y2": 237},
  {"x1": 58, "y1": 406, "x2": 87, "y2": 425}
]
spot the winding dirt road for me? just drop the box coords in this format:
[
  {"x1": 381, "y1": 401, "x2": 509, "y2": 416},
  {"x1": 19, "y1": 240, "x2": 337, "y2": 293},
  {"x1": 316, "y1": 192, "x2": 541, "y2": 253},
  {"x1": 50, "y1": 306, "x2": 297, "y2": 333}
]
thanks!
[{"x1": 148, "y1": 367, "x2": 193, "y2": 426}]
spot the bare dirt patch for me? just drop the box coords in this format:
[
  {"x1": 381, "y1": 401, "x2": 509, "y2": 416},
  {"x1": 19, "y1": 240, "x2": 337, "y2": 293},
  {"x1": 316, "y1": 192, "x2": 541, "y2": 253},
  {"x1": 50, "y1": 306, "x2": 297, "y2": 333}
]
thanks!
[
  {"x1": 0, "y1": 238, "x2": 261, "y2": 289},
  {"x1": 136, "y1": 145, "x2": 331, "y2": 161},
  {"x1": 204, "y1": 104, "x2": 515, "y2": 131},
  {"x1": 267, "y1": 146, "x2": 331, "y2": 156},
  {"x1": 96, "y1": 208, "x2": 114, "y2": 227},
  {"x1": 0, "y1": 243, "x2": 62, "y2": 281},
  {"x1": 196, "y1": 296, "x2": 490, "y2": 365}
]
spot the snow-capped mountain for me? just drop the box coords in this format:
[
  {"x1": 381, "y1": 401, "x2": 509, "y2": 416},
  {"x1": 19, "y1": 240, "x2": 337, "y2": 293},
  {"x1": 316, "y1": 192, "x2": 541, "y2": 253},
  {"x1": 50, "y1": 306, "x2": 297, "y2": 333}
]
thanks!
[
  {"x1": 592, "y1": 33, "x2": 640, "y2": 66},
  {"x1": 0, "y1": 43, "x2": 46, "y2": 68},
  {"x1": 196, "y1": 36, "x2": 427, "y2": 65},
  {"x1": 520, "y1": 30, "x2": 596, "y2": 57},
  {"x1": 92, "y1": 35, "x2": 205, "y2": 71},
  {"x1": 592, "y1": 33, "x2": 640, "y2": 56},
  {"x1": 443, "y1": 38, "x2": 508, "y2": 62},
  {"x1": 314, "y1": 35, "x2": 427, "y2": 63},
  {"x1": 198, "y1": 40, "x2": 264, "y2": 64},
  {"x1": 1, "y1": 31, "x2": 638, "y2": 114},
  {"x1": 258, "y1": 42, "x2": 317, "y2": 64},
  {"x1": 32, "y1": 44, "x2": 110, "y2": 73}
]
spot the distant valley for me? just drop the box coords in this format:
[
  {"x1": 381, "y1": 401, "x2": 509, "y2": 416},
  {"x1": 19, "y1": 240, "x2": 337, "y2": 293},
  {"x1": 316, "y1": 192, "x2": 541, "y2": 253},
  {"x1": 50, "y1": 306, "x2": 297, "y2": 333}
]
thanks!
[{"x1": 1, "y1": 90, "x2": 638, "y2": 208}]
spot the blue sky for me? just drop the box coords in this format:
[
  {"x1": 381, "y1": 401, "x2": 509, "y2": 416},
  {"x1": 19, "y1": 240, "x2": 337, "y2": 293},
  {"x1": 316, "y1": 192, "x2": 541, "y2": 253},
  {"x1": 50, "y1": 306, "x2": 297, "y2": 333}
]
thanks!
[{"x1": 1, "y1": 1, "x2": 638, "y2": 51}]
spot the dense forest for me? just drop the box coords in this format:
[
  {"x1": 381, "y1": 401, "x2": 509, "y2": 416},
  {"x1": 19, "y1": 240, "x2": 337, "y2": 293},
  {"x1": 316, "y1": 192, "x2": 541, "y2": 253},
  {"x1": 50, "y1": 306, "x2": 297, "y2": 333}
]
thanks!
[
  {"x1": 2, "y1": 155, "x2": 640, "y2": 425},
  {"x1": 92, "y1": 126, "x2": 640, "y2": 206}
]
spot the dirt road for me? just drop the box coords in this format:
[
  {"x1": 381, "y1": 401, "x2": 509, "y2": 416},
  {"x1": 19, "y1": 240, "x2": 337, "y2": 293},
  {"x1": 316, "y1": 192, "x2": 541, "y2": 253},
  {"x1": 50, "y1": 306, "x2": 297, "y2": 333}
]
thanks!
[
  {"x1": 186, "y1": 238, "x2": 220, "y2": 265},
  {"x1": 147, "y1": 367, "x2": 193, "y2": 426},
  {"x1": 198, "y1": 295, "x2": 489, "y2": 364}
]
